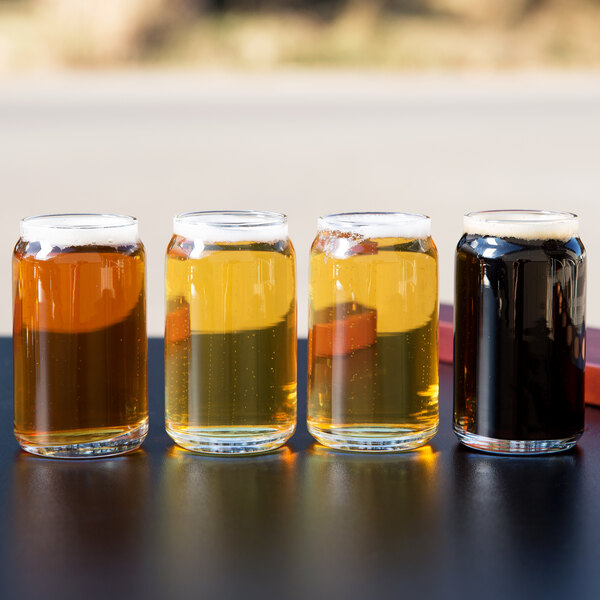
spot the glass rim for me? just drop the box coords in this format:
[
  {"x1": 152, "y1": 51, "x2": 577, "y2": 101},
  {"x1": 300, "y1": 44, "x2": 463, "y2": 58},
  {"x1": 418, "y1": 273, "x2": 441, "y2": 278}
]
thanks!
[
  {"x1": 464, "y1": 209, "x2": 579, "y2": 241},
  {"x1": 21, "y1": 213, "x2": 137, "y2": 230},
  {"x1": 19, "y1": 213, "x2": 139, "y2": 247},
  {"x1": 319, "y1": 211, "x2": 430, "y2": 227},
  {"x1": 318, "y1": 211, "x2": 431, "y2": 239},
  {"x1": 174, "y1": 210, "x2": 287, "y2": 229},
  {"x1": 464, "y1": 209, "x2": 578, "y2": 225},
  {"x1": 173, "y1": 210, "x2": 288, "y2": 243}
]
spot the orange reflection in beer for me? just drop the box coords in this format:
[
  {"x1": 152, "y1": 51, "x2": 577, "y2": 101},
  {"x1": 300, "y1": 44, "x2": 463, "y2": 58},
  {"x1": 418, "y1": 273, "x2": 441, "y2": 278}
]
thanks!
[{"x1": 15, "y1": 251, "x2": 144, "y2": 334}]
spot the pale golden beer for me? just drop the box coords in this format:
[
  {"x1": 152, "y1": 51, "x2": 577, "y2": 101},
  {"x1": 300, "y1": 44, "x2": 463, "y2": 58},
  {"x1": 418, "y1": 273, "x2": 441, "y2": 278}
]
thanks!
[
  {"x1": 308, "y1": 212, "x2": 439, "y2": 451},
  {"x1": 165, "y1": 211, "x2": 297, "y2": 454},
  {"x1": 13, "y1": 214, "x2": 148, "y2": 458}
]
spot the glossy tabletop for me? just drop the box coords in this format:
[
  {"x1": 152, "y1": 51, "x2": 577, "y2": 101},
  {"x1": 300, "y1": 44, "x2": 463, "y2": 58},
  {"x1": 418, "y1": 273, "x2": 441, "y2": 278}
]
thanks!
[{"x1": 0, "y1": 339, "x2": 599, "y2": 600}]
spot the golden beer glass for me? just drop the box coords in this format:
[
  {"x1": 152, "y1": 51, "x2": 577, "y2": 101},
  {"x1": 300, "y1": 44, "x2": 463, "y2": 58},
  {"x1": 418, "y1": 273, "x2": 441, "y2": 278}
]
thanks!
[
  {"x1": 165, "y1": 211, "x2": 297, "y2": 454},
  {"x1": 13, "y1": 214, "x2": 148, "y2": 458},
  {"x1": 308, "y1": 212, "x2": 439, "y2": 451}
]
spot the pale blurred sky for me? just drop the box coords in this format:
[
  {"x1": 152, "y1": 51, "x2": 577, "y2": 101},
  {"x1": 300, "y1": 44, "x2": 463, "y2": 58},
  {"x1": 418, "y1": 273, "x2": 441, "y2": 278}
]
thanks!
[{"x1": 1, "y1": 71, "x2": 599, "y2": 336}]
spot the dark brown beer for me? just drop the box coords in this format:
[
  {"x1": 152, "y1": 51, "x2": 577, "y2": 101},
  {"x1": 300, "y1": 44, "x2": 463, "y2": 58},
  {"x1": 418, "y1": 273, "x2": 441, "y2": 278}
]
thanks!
[
  {"x1": 454, "y1": 210, "x2": 586, "y2": 454},
  {"x1": 13, "y1": 215, "x2": 148, "y2": 458}
]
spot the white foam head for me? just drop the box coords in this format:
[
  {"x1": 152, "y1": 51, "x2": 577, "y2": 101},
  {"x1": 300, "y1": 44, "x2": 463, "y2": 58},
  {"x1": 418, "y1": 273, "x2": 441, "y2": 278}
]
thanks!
[
  {"x1": 173, "y1": 211, "x2": 288, "y2": 243},
  {"x1": 464, "y1": 210, "x2": 579, "y2": 241},
  {"x1": 20, "y1": 214, "x2": 139, "y2": 247},
  {"x1": 318, "y1": 212, "x2": 431, "y2": 239}
]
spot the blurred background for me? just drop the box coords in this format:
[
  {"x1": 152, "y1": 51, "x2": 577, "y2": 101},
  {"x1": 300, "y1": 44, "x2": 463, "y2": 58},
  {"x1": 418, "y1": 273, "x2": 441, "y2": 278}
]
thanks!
[{"x1": 1, "y1": 0, "x2": 599, "y2": 335}]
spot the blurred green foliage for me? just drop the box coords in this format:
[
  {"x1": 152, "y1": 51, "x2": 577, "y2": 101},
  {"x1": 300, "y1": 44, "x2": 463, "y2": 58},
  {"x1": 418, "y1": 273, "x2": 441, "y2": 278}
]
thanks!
[{"x1": 0, "y1": 0, "x2": 599, "y2": 70}]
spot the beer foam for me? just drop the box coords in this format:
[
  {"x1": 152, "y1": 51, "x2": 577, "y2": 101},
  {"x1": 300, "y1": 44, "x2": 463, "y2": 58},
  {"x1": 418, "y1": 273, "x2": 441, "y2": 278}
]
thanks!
[
  {"x1": 173, "y1": 211, "x2": 288, "y2": 243},
  {"x1": 20, "y1": 214, "x2": 138, "y2": 247},
  {"x1": 318, "y1": 212, "x2": 431, "y2": 239},
  {"x1": 464, "y1": 210, "x2": 579, "y2": 241}
]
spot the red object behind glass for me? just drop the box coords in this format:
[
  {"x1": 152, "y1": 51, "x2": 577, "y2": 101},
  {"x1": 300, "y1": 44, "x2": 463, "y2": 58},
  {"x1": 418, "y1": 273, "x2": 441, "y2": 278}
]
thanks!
[{"x1": 439, "y1": 304, "x2": 598, "y2": 407}]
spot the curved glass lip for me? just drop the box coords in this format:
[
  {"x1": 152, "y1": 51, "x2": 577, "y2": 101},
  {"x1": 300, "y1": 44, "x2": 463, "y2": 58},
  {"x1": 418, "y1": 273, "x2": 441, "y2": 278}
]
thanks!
[
  {"x1": 174, "y1": 210, "x2": 287, "y2": 229},
  {"x1": 173, "y1": 210, "x2": 289, "y2": 243},
  {"x1": 21, "y1": 213, "x2": 137, "y2": 230},
  {"x1": 19, "y1": 213, "x2": 139, "y2": 248},
  {"x1": 319, "y1": 211, "x2": 430, "y2": 227},
  {"x1": 464, "y1": 209, "x2": 579, "y2": 241},
  {"x1": 464, "y1": 209, "x2": 578, "y2": 224},
  {"x1": 318, "y1": 211, "x2": 431, "y2": 239}
]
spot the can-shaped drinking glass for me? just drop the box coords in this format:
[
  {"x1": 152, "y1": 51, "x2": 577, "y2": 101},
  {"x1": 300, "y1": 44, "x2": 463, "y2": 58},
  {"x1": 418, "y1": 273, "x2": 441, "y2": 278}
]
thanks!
[
  {"x1": 13, "y1": 214, "x2": 148, "y2": 458},
  {"x1": 165, "y1": 211, "x2": 297, "y2": 454},
  {"x1": 454, "y1": 210, "x2": 586, "y2": 454},
  {"x1": 308, "y1": 212, "x2": 439, "y2": 452}
]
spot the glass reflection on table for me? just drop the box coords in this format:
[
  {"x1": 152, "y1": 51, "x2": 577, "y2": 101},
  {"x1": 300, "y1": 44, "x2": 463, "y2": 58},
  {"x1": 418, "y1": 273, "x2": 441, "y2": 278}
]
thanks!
[
  {"x1": 449, "y1": 446, "x2": 584, "y2": 598},
  {"x1": 298, "y1": 443, "x2": 442, "y2": 597},
  {"x1": 10, "y1": 450, "x2": 150, "y2": 598},
  {"x1": 158, "y1": 445, "x2": 298, "y2": 598}
]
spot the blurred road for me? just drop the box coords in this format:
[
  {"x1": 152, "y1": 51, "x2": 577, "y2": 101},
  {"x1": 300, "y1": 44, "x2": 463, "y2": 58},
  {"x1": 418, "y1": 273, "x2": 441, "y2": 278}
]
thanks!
[{"x1": 1, "y1": 71, "x2": 599, "y2": 335}]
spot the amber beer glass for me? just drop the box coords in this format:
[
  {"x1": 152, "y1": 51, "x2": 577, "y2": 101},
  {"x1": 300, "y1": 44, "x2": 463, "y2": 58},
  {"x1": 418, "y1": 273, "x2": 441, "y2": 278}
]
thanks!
[
  {"x1": 13, "y1": 214, "x2": 148, "y2": 457},
  {"x1": 454, "y1": 210, "x2": 586, "y2": 454},
  {"x1": 308, "y1": 212, "x2": 439, "y2": 451},
  {"x1": 165, "y1": 211, "x2": 297, "y2": 454}
]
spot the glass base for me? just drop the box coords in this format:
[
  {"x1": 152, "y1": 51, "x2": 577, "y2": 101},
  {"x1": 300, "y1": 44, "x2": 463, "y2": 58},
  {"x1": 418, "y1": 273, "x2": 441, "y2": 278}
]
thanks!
[
  {"x1": 16, "y1": 420, "x2": 148, "y2": 459},
  {"x1": 454, "y1": 426, "x2": 581, "y2": 455},
  {"x1": 166, "y1": 423, "x2": 296, "y2": 455},
  {"x1": 307, "y1": 423, "x2": 438, "y2": 453}
]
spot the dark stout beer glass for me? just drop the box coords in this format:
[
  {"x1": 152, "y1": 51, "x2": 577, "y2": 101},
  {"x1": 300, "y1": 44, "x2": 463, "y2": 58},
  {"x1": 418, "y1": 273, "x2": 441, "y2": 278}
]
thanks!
[
  {"x1": 13, "y1": 214, "x2": 148, "y2": 458},
  {"x1": 454, "y1": 210, "x2": 586, "y2": 454}
]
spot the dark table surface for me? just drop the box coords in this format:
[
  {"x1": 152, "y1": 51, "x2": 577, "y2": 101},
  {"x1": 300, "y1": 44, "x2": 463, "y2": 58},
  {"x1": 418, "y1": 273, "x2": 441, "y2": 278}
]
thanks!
[{"x1": 1, "y1": 338, "x2": 599, "y2": 600}]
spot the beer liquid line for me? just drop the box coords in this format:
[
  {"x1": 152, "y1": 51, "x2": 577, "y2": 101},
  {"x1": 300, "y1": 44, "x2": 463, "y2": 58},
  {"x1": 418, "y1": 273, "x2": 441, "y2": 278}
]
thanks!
[
  {"x1": 307, "y1": 212, "x2": 439, "y2": 452},
  {"x1": 13, "y1": 214, "x2": 149, "y2": 458},
  {"x1": 11, "y1": 210, "x2": 587, "y2": 458},
  {"x1": 454, "y1": 210, "x2": 585, "y2": 455},
  {"x1": 165, "y1": 211, "x2": 297, "y2": 455}
]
